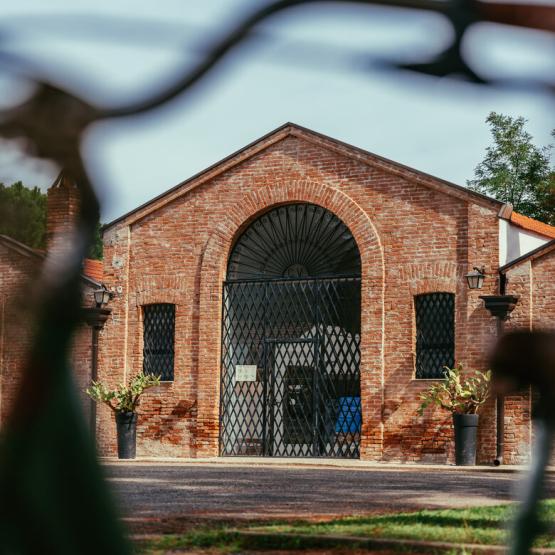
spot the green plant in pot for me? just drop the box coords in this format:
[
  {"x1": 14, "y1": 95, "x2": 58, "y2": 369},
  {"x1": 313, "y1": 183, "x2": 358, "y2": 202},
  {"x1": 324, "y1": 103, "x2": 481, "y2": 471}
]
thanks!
[
  {"x1": 86, "y1": 372, "x2": 160, "y2": 459},
  {"x1": 418, "y1": 364, "x2": 491, "y2": 466}
]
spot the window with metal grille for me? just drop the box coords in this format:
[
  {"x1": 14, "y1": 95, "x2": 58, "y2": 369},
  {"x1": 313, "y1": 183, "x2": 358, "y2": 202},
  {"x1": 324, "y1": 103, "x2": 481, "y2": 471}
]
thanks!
[
  {"x1": 415, "y1": 293, "x2": 455, "y2": 379},
  {"x1": 143, "y1": 303, "x2": 175, "y2": 381}
]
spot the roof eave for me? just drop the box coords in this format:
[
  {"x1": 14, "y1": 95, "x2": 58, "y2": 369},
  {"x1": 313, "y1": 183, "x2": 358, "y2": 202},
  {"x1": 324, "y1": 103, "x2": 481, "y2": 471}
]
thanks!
[
  {"x1": 102, "y1": 122, "x2": 293, "y2": 231},
  {"x1": 0, "y1": 235, "x2": 45, "y2": 260},
  {"x1": 0, "y1": 234, "x2": 103, "y2": 288}
]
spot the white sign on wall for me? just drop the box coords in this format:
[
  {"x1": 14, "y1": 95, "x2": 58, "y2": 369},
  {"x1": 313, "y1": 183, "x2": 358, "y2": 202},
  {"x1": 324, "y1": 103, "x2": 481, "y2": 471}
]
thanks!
[{"x1": 235, "y1": 365, "x2": 257, "y2": 382}]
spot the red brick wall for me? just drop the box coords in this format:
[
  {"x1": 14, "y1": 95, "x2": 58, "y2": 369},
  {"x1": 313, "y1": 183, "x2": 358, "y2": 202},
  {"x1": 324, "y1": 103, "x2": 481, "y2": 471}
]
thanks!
[
  {"x1": 504, "y1": 249, "x2": 555, "y2": 464},
  {"x1": 1, "y1": 174, "x2": 107, "y2": 437},
  {"x1": 531, "y1": 251, "x2": 555, "y2": 331},
  {"x1": 72, "y1": 298, "x2": 95, "y2": 416},
  {"x1": 531, "y1": 251, "x2": 555, "y2": 462},
  {"x1": 0, "y1": 242, "x2": 95, "y2": 429},
  {"x1": 503, "y1": 248, "x2": 555, "y2": 334},
  {"x1": 0, "y1": 244, "x2": 39, "y2": 424},
  {"x1": 504, "y1": 259, "x2": 533, "y2": 465},
  {"x1": 99, "y1": 131, "x2": 506, "y2": 462}
]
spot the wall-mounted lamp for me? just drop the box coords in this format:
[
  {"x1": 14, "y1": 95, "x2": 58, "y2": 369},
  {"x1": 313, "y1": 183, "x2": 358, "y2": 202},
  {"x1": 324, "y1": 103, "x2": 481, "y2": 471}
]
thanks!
[
  {"x1": 93, "y1": 286, "x2": 114, "y2": 308},
  {"x1": 465, "y1": 266, "x2": 485, "y2": 290}
]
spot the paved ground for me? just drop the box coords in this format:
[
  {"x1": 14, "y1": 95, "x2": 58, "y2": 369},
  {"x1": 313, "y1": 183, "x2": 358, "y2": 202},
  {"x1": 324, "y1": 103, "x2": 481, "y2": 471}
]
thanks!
[{"x1": 103, "y1": 461, "x2": 555, "y2": 525}]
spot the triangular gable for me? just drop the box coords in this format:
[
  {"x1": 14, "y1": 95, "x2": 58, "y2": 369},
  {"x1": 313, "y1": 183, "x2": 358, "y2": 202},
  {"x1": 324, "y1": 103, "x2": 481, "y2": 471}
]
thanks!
[
  {"x1": 104, "y1": 122, "x2": 505, "y2": 230},
  {"x1": 500, "y1": 239, "x2": 555, "y2": 272}
]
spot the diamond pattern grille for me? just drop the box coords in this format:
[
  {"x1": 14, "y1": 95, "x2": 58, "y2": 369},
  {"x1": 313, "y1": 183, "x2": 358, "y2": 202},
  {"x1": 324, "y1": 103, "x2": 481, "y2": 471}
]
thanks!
[
  {"x1": 143, "y1": 303, "x2": 175, "y2": 381},
  {"x1": 220, "y1": 277, "x2": 361, "y2": 458},
  {"x1": 415, "y1": 293, "x2": 455, "y2": 379}
]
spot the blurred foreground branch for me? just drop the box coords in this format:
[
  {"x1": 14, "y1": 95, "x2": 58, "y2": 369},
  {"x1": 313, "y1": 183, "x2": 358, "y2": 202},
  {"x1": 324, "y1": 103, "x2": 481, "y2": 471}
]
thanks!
[
  {"x1": 0, "y1": 0, "x2": 552, "y2": 553},
  {"x1": 490, "y1": 331, "x2": 555, "y2": 554}
]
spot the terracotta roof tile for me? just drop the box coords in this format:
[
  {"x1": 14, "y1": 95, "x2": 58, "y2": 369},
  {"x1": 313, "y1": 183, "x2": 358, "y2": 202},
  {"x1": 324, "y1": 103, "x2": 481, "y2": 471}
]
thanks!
[
  {"x1": 510, "y1": 212, "x2": 555, "y2": 239},
  {"x1": 83, "y1": 258, "x2": 103, "y2": 282}
]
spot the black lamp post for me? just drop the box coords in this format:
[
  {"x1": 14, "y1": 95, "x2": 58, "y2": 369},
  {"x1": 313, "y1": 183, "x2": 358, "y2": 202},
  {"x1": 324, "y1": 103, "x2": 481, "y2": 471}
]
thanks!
[
  {"x1": 83, "y1": 286, "x2": 113, "y2": 441},
  {"x1": 465, "y1": 265, "x2": 518, "y2": 465}
]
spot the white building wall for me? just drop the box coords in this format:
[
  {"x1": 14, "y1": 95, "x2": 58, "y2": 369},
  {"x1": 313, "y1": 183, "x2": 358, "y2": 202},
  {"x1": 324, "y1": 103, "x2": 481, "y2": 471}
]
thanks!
[{"x1": 499, "y1": 219, "x2": 550, "y2": 265}]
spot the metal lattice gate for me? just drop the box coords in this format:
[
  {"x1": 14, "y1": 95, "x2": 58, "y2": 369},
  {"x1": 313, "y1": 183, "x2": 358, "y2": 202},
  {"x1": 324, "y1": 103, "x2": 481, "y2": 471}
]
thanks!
[{"x1": 220, "y1": 277, "x2": 361, "y2": 458}]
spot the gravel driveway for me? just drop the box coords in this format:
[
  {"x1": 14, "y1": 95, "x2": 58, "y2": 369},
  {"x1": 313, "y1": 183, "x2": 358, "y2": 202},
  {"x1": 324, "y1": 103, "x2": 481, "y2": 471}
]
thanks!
[{"x1": 103, "y1": 462, "x2": 554, "y2": 523}]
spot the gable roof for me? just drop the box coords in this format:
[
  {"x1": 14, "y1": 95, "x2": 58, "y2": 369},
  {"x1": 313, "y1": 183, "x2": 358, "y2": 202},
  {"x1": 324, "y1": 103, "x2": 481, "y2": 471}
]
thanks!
[
  {"x1": 499, "y1": 238, "x2": 555, "y2": 272},
  {"x1": 0, "y1": 234, "x2": 102, "y2": 287},
  {"x1": 509, "y1": 212, "x2": 555, "y2": 239},
  {"x1": 0, "y1": 234, "x2": 44, "y2": 261},
  {"x1": 104, "y1": 122, "x2": 506, "y2": 230}
]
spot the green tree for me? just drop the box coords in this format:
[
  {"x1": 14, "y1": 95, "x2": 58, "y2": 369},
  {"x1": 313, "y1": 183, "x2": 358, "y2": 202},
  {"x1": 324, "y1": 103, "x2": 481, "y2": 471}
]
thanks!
[
  {"x1": 467, "y1": 113, "x2": 555, "y2": 225},
  {"x1": 88, "y1": 220, "x2": 104, "y2": 260},
  {"x1": 0, "y1": 181, "x2": 103, "y2": 258},
  {"x1": 0, "y1": 181, "x2": 47, "y2": 248}
]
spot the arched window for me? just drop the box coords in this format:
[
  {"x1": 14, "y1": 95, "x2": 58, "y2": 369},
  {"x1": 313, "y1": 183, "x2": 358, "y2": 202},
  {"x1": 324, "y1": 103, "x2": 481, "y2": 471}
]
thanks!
[
  {"x1": 143, "y1": 303, "x2": 175, "y2": 381},
  {"x1": 227, "y1": 203, "x2": 361, "y2": 280},
  {"x1": 415, "y1": 293, "x2": 455, "y2": 379}
]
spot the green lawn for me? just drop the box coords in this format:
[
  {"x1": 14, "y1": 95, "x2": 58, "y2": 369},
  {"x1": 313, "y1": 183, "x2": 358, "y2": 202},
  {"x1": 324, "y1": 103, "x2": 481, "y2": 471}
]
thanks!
[{"x1": 137, "y1": 500, "x2": 555, "y2": 553}]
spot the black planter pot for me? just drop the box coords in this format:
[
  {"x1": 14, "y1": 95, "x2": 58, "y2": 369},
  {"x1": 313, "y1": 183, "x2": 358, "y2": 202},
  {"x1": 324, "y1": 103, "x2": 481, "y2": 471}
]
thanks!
[
  {"x1": 453, "y1": 413, "x2": 479, "y2": 466},
  {"x1": 115, "y1": 411, "x2": 137, "y2": 459}
]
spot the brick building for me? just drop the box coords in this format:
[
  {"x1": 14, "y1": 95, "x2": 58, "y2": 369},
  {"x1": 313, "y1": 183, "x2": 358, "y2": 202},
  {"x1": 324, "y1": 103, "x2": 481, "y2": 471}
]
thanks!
[
  {"x1": 3, "y1": 124, "x2": 552, "y2": 464},
  {"x1": 0, "y1": 173, "x2": 102, "y2": 425},
  {"x1": 97, "y1": 123, "x2": 555, "y2": 463}
]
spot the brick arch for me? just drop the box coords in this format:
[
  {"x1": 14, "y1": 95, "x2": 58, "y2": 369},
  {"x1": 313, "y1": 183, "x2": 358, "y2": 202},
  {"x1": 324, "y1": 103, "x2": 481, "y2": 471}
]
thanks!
[
  {"x1": 195, "y1": 179, "x2": 385, "y2": 460},
  {"x1": 409, "y1": 279, "x2": 457, "y2": 297},
  {"x1": 135, "y1": 290, "x2": 183, "y2": 307},
  {"x1": 403, "y1": 262, "x2": 459, "y2": 297}
]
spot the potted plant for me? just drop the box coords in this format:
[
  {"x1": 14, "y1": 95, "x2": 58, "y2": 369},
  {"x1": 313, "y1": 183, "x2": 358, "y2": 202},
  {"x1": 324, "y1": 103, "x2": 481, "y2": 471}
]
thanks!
[
  {"x1": 418, "y1": 364, "x2": 491, "y2": 466},
  {"x1": 86, "y1": 372, "x2": 160, "y2": 459}
]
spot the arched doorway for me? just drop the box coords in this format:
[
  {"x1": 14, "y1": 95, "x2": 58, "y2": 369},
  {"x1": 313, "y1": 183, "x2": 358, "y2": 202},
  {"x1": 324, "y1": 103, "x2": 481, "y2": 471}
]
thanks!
[{"x1": 220, "y1": 203, "x2": 362, "y2": 458}]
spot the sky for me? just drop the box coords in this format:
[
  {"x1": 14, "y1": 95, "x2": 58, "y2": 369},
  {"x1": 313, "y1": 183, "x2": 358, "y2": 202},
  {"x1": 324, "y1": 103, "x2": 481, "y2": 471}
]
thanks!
[{"x1": 0, "y1": 0, "x2": 554, "y2": 223}]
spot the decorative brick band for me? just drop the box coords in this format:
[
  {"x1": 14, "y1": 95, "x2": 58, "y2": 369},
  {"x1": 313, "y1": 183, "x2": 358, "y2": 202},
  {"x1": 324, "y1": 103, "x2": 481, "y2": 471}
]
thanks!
[
  {"x1": 400, "y1": 262, "x2": 459, "y2": 282},
  {"x1": 133, "y1": 275, "x2": 189, "y2": 307}
]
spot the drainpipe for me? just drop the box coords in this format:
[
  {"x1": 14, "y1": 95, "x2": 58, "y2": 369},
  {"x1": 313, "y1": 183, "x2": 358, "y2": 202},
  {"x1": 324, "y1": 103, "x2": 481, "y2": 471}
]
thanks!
[
  {"x1": 479, "y1": 274, "x2": 518, "y2": 466},
  {"x1": 494, "y1": 273, "x2": 507, "y2": 466},
  {"x1": 493, "y1": 272, "x2": 507, "y2": 466},
  {"x1": 83, "y1": 306, "x2": 112, "y2": 442},
  {"x1": 494, "y1": 316, "x2": 505, "y2": 467},
  {"x1": 494, "y1": 203, "x2": 510, "y2": 466},
  {"x1": 90, "y1": 324, "x2": 101, "y2": 439}
]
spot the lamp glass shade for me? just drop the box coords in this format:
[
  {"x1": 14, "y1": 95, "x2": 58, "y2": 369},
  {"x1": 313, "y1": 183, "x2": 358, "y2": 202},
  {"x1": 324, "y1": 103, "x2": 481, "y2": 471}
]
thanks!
[
  {"x1": 465, "y1": 270, "x2": 484, "y2": 290},
  {"x1": 94, "y1": 288, "x2": 111, "y2": 306}
]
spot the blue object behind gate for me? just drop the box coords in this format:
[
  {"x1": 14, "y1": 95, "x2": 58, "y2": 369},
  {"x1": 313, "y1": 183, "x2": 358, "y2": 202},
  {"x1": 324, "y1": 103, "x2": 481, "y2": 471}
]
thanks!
[{"x1": 335, "y1": 396, "x2": 362, "y2": 434}]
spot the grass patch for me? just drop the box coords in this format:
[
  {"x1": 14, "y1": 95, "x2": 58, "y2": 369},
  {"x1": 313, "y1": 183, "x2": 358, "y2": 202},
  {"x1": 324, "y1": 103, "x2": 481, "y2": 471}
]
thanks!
[
  {"x1": 137, "y1": 500, "x2": 555, "y2": 553},
  {"x1": 136, "y1": 528, "x2": 244, "y2": 554},
  {"x1": 250, "y1": 504, "x2": 514, "y2": 546}
]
